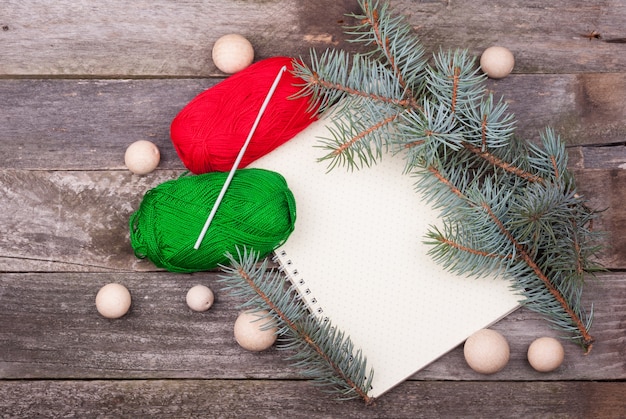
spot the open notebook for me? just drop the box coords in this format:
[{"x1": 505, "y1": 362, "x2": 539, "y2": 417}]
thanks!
[{"x1": 251, "y1": 116, "x2": 520, "y2": 398}]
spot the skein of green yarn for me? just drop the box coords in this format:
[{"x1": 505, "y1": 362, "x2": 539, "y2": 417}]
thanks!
[{"x1": 129, "y1": 168, "x2": 296, "y2": 273}]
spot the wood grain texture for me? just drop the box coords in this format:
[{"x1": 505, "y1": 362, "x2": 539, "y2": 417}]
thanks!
[
  {"x1": 486, "y1": 73, "x2": 626, "y2": 147},
  {"x1": 574, "y1": 146, "x2": 626, "y2": 170},
  {"x1": 0, "y1": 79, "x2": 205, "y2": 171},
  {"x1": 0, "y1": 0, "x2": 359, "y2": 77},
  {"x1": 1, "y1": 272, "x2": 624, "y2": 381},
  {"x1": 573, "y1": 168, "x2": 626, "y2": 269},
  {"x1": 3, "y1": 169, "x2": 621, "y2": 273},
  {"x1": 0, "y1": 170, "x2": 185, "y2": 272},
  {"x1": 3, "y1": 0, "x2": 626, "y2": 77},
  {"x1": 392, "y1": 0, "x2": 626, "y2": 74},
  {"x1": 1, "y1": 0, "x2": 625, "y2": 416},
  {"x1": 2, "y1": 75, "x2": 626, "y2": 171},
  {"x1": 1, "y1": 380, "x2": 624, "y2": 418}
]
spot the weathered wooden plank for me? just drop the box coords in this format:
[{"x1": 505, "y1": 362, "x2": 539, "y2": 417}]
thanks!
[
  {"x1": 0, "y1": 170, "x2": 185, "y2": 272},
  {"x1": 416, "y1": 270, "x2": 626, "y2": 381},
  {"x1": 1, "y1": 272, "x2": 623, "y2": 381},
  {"x1": 0, "y1": 0, "x2": 359, "y2": 77},
  {"x1": 572, "y1": 168, "x2": 626, "y2": 269},
  {"x1": 487, "y1": 73, "x2": 626, "y2": 147},
  {"x1": 2, "y1": 75, "x2": 626, "y2": 171},
  {"x1": 0, "y1": 271, "x2": 293, "y2": 380},
  {"x1": 0, "y1": 79, "x2": 204, "y2": 171},
  {"x1": 0, "y1": 380, "x2": 624, "y2": 418},
  {"x1": 569, "y1": 145, "x2": 626, "y2": 171},
  {"x1": 3, "y1": 1, "x2": 626, "y2": 77},
  {"x1": 393, "y1": 0, "x2": 626, "y2": 74},
  {"x1": 1, "y1": 168, "x2": 623, "y2": 272}
]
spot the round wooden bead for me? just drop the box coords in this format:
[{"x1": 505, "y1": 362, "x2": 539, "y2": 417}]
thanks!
[
  {"x1": 212, "y1": 34, "x2": 254, "y2": 74},
  {"x1": 233, "y1": 310, "x2": 277, "y2": 352},
  {"x1": 527, "y1": 337, "x2": 565, "y2": 372},
  {"x1": 186, "y1": 284, "x2": 214, "y2": 312},
  {"x1": 95, "y1": 283, "x2": 131, "y2": 319},
  {"x1": 480, "y1": 46, "x2": 515, "y2": 79},
  {"x1": 463, "y1": 329, "x2": 510, "y2": 374},
  {"x1": 124, "y1": 140, "x2": 160, "y2": 175}
]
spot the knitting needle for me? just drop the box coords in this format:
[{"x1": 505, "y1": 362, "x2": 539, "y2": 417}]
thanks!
[{"x1": 194, "y1": 65, "x2": 287, "y2": 250}]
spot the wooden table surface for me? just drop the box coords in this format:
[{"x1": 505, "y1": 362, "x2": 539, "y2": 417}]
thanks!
[{"x1": 1, "y1": 1, "x2": 625, "y2": 417}]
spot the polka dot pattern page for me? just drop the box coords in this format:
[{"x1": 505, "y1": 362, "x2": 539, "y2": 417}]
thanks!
[{"x1": 251, "y1": 115, "x2": 520, "y2": 399}]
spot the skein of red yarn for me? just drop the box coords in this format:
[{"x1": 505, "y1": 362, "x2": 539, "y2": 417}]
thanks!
[{"x1": 170, "y1": 57, "x2": 317, "y2": 174}]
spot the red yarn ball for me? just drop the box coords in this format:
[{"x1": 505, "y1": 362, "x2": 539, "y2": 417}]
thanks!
[{"x1": 170, "y1": 57, "x2": 317, "y2": 174}]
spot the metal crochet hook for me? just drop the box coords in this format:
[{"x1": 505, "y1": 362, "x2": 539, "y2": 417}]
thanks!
[{"x1": 194, "y1": 65, "x2": 287, "y2": 250}]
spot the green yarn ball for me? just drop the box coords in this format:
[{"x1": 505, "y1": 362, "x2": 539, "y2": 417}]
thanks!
[{"x1": 129, "y1": 168, "x2": 296, "y2": 273}]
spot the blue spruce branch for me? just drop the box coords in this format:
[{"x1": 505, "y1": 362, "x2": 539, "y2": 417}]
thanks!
[
  {"x1": 219, "y1": 248, "x2": 375, "y2": 403},
  {"x1": 293, "y1": 0, "x2": 602, "y2": 352}
]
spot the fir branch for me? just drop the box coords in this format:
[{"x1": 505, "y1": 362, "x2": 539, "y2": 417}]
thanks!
[
  {"x1": 427, "y1": 165, "x2": 465, "y2": 200},
  {"x1": 292, "y1": 49, "x2": 421, "y2": 115},
  {"x1": 426, "y1": 49, "x2": 485, "y2": 115},
  {"x1": 321, "y1": 111, "x2": 401, "y2": 171},
  {"x1": 293, "y1": 50, "x2": 418, "y2": 170},
  {"x1": 294, "y1": 58, "x2": 419, "y2": 111},
  {"x1": 333, "y1": 113, "x2": 401, "y2": 156},
  {"x1": 427, "y1": 159, "x2": 596, "y2": 351},
  {"x1": 292, "y1": 0, "x2": 428, "y2": 170},
  {"x1": 346, "y1": 0, "x2": 427, "y2": 95},
  {"x1": 462, "y1": 142, "x2": 544, "y2": 183},
  {"x1": 426, "y1": 225, "x2": 514, "y2": 262},
  {"x1": 481, "y1": 200, "x2": 594, "y2": 350},
  {"x1": 219, "y1": 248, "x2": 375, "y2": 404},
  {"x1": 293, "y1": 0, "x2": 602, "y2": 352}
]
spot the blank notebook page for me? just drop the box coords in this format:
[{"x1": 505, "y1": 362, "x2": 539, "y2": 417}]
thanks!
[{"x1": 251, "y1": 116, "x2": 520, "y2": 398}]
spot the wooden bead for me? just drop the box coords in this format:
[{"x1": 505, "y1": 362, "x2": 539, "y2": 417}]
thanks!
[
  {"x1": 185, "y1": 285, "x2": 214, "y2": 312},
  {"x1": 480, "y1": 46, "x2": 515, "y2": 79},
  {"x1": 95, "y1": 283, "x2": 131, "y2": 319},
  {"x1": 527, "y1": 337, "x2": 565, "y2": 372},
  {"x1": 463, "y1": 329, "x2": 510, "y2": 374},
  {"x1": 212, "y1": 34, "x2": 254, "y2": 74},
  {"x1": 124, "y1": 140, "x2": 160, "y2": 175},
  {"x1": 233, "y1": 310, "x2": 277, "y2": 352}
]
